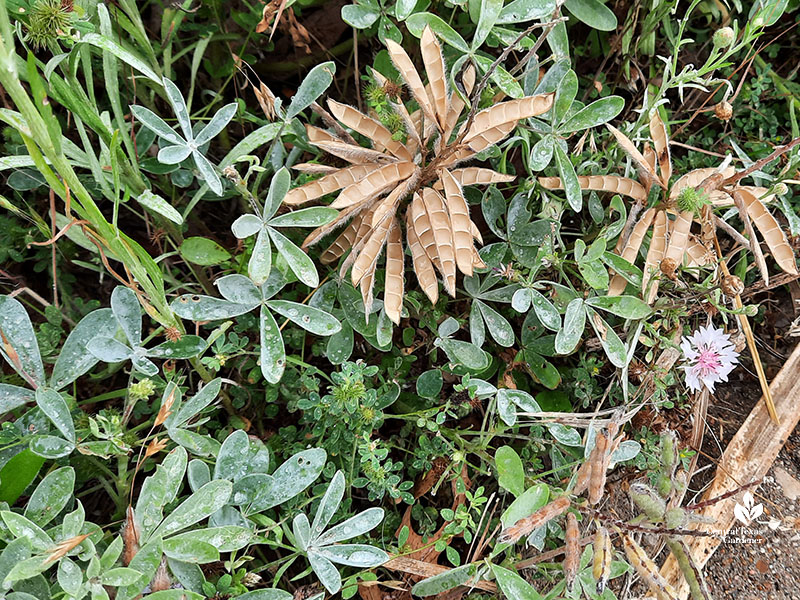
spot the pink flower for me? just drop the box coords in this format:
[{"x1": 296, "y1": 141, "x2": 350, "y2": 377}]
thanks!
[{"x1": 680, "y1": 325, "x2": 739, "y2": 393}]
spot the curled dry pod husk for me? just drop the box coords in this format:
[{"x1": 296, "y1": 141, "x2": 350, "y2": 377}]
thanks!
[
  {"x1": 564, "y1": 512, "x2": 580, "y2": 589},
  {"x1": 498, "y1": 496, "x2": 571, "y2": 545},
  {"x1": 592, "y1": 526, "x2": 613, "y2": 593},
  {"x1": 622, "y1": 534, "x2": 679, "y2": 600}
]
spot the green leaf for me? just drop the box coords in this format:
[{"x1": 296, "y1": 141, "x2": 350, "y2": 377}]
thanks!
[
  {"x1": 553, "y1": 143, "x2": 582, "y2": 212},
  {"x1": 586, "y1": 295, "x2": 651, "y2": 319},
  {"x1": 496, "y1": 389, "x2": 541, "y2": 426},
  {"x1": 411, "y1": 564, "x2": 479, "y2": 597},
  {"x1": 492, "y1": 565, "x2": 544, "y2": 600},
  {"x1": 28, "y1": 435, "x2": 74, "y2": 459},
  {"x1": 79, "y1": 33, "x2": 160, "y2": 81},
  {"x1": 500, "y1": 483, "x2": 549, "y2": 528},
  {"x1": 308, "y1": 551, "x2": 342, "y2": 594},
  {"x1": 600, "y1": 251, "x2": 643, "y2": 288},
  {"x1": 171, "y1": 294, "x2": 254, "y2": 321},
  {"x1": 158, "y1": 144, "x2": 192, "y2": 165},
  {"x1": 259, "y1": 306, "x2": 285, "y2": 384},
  {"x1": 265, "y1": 168, "x2": 292, "y2": 220},
  {"x1": 163, "y1": 527, "x2": 251, "y2": 562},
  {"x1": 495, "y1": 446, "x2": 525, "y2": 497},
  {"x1": 57, "y1": 558, "x2": 82, "y2": 597},
  {"x1": 268, "y1": 228, "x2": 319, "y2": 287},
  {"x1": 560, "y1": 96, "x2": 625, "y2": 133},
  {"x1": 192, "y1": 150, "x2": 223, "y2": 196},
  {"x1": 215, "y1": 430, "x2": 251, "y2": 481},
  {"x1": 269, "y1": 207, "x2": 338, "y2": 228},
  {"x1": 0, "y1": 383, "x2": 34, "y2": 414},
  {"x1": 326, "y1": 322, "x2": 354, "y2": 365},
  {"x1": 35, "y1": 387, "x2": 75, "y2": 443},
  {"x1": 237, "y1": 590, "x2": 293, "y2": 600},
  {"x1": 147, "y1": 336, "x2": 206, "y2": 359},
  {"x1": 416, "y1": 369, "x2": 443, "y2": 399},
  {"x1": 316, "y1": 507, "x2": 385, "y2": 545},
  {"x1": 249, "y1": 448, "x2": 326, "y2": 513},
  {"x1": 110, "y1": 286, "x2": 143, "y2": 346},
  {"x1": 586, "y1": 307, "x2": 627, "y2": 368},
  {"x1": 101, "y1": 567, "x2": 143, "y2": 587},
  {"x1": 129, "y1": 105, "x2": 184, "y2": 146},
  {"x1": 404, "y1": 13, "x2": 470, "y2": 52},
  {"x1": 267, "y1": 301, "x2": 341, "y2": 337},
  {"x1": 286, "y1": 62, "x2": 336, "y2": 120},
  {"x1": 180, "y1": 237, "x2": 231, "y2": 266},
  {"x1": 170, "y1": 379, "x2": 222, "y2": 429},
  {"x1": 341, "y1": 4, "x2": 380, "y2": 28},
  {"x1": 529, "y1": 290, "x2": 561, "y2": 331},
  {"x1": 477, "y1": 301, "x2": 515, "y2": 347},
  {"x1": 0, "y1": 511, "x2": 51, "y2": 551},
  {"x1": 0, "y1": 449, "x2": 44, "y2": 504},
  {"x1": 311, "y1": 471, "x2": 345, "y2": 541},
  {"x1": 0, "y1": 295, "x2": 45, "y2": 387},
  {"x1": 547, "y1": 423, "x2": 582, "y2": 446},
  {"x1": 231, "y1": 214, "x2": 264, "y2": 239},
  {"x1": 555, "y1": 298, "x2": 585, "y2": 354},
  {"x1": 553, "y1": 70, "x2": 578, "y2": 125},
  {"x1": 563, "y1": 0, "x2": 617, "y2": 31},
  {"x1": 195, "y1": 103, "x2": 238, "y2": 146},
  {"x1": 436, "y1": 338, "x2": 490, "y2": 370},
  {"x1": 153, "y1": 479, "x2": 233, "y2": 539},
  {"x1": 87, "y1": 336, "x2": 133, "y2": 363},
  {"x1": 314, "y1": 544, "x2": 388, "y2": 567},
  {"x1": 136, "y1": 190, "x2": 184, "y2": 225},
  {"x1": 497, "y1": 0, "x2": 556, "y2": 24},
  {"x1": 473, "y1": 0, "x2": 504, "y2": 48},
  {"x1": 24, "y1": 466, "x2": 74, "y2": 527}
]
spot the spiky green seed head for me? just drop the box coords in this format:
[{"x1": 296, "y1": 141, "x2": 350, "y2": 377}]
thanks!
[
  {"x1": 676, "y1": 186, "x2": 710, "y2": 215},
  {"x1": 25, "y1": 0, "x2": 73, "y2": 49},
  {"x1": 364, "y1": 83, "x2": 387, "y2": 106}
]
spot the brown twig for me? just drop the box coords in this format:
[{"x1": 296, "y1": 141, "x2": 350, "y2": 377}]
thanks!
[{"x1": 721, "y1": 136, "x2": 800, "y2": 188}]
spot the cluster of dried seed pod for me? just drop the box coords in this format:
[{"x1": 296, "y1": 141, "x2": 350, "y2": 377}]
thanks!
[
  {"x1": 539, "y1": 110, "x2": 797, "y2": 302},
  {"x1": 285, "y1": 26, "x2": 555, "y2": 322},
  {"x1": 573, "y1": 416, "x2": 624, "y2": 505},
  {"x1": 624, "y1": 431, "x2": 712, "y2": 600}
]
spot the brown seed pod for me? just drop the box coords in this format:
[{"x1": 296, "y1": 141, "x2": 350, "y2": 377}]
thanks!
[
  {"x1": 498, "y1": 496, "x2": 570, "y2": 545},
  {"x1": 564, "y1": 513, "x2": 580, "y2": 589},
  {"x1": 622, "y1": 534, "x2": 679, "y2": 600},
  {"x1": 720, "y1": 274, "x2": 745, "y2": 297},
  {"x1": 592, "y1": 526, "x2": 612, "y2": 593},
  {"x1": 715, "y1": 101, "x2": 733, "y2": 121}
]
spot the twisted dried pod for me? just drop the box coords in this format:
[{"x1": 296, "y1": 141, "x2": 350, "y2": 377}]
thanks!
[{"x1": 498, "y1": 496, "x2": 570, "y2": 545}]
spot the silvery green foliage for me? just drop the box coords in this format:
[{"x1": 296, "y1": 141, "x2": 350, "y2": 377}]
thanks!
[
  {"x1": 171, "y1": 269, "x2": 341, "y2": 383},
  {"x1": 0, "y1": 295, "x2": 122, "y2": 458},
  {"x1": 130, "y1": 77, "x2": 237, "y2": 196},
  {"x1": 411, "y1": 562, "x2": 487, "y2": 597},
  {"x1": 231, "y1": 167, "x2": 337, "y2": 286},
  {"x1": 463, "y1": 273, "x2": 522, "y2": 349},
  {"x1": 433, "y1": 317, "x2": 490, "y2": 371},
  {"x1": 292, "y1": 471, "x2": 388, "y2": 594},
  {"x1": 526, "y1": 61, "x2": 625, "y2": 211},
  {"x1": 87, "y1": 286, "x2": 206, "y2": 377}
]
